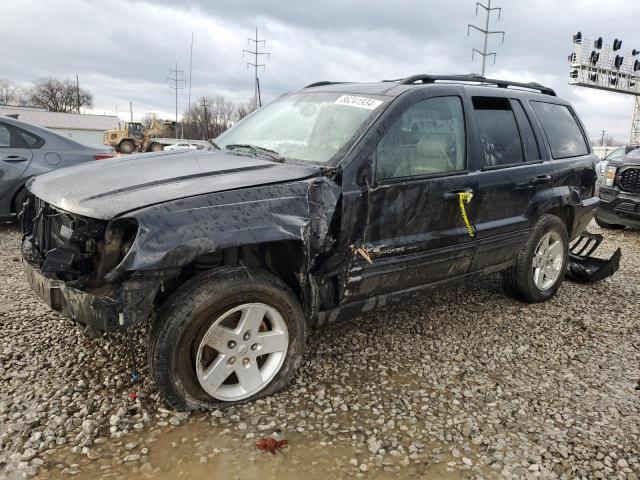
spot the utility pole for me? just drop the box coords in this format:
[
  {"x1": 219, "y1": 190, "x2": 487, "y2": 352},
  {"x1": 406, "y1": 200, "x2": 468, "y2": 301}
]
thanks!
[
  {"x1": 129, "y1": 101, "x2": 133, "y2": 122},
  {"x1": 467, "y1": 1, "x2": 505, "y2": 75},
  {"x1": 200, "y1": 97, "x2": 209, "y2": 140},
  {"x1": 188, "y1": 32, "x2": 194, "y2": 127},
  {"x1": 243, "y1": 27, "x2": 270, "y2": 109},
  {"x1": 166, "y1": 62, "x2": 186, "y2": 126},
  {"x1": 76, "y1": 73, "x2": 80, "y2": 113},
  {"x1": 600, "y1": 130, "x2": 607, "y2": 146}
]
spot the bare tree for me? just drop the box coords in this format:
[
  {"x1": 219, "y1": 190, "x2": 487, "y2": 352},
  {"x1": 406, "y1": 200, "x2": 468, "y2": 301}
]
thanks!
[
  {"x1": 182, "y1": 96, "x2": 256, "y2": 140},
  {"x1": 140, "y1": 113, "x2": 159, "y2": 130},
  {"x1": 0, "y1": 79, "x2": 20, "y2": 105},
  {"x1": 236, "y1": 97, "x2": 256, "y2": 121},
  {"x1": 26, "y1": 78, "x2": 93, "y2": 113}
]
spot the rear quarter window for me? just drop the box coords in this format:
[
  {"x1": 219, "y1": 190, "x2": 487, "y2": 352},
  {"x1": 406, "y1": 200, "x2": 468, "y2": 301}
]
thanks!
[{"x1": 530, "y1": 102, "x2": 589, "y2": 159}]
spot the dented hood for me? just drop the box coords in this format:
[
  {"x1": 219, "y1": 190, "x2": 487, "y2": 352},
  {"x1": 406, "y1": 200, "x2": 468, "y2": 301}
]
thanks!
[{"x1": 27, "y1": 150, "x2": 321, "y2": 220}]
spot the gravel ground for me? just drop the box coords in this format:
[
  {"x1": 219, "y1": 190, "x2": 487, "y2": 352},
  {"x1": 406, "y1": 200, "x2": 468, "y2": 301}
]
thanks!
[{"x1": 1, "y1": 222, "x2": 639, "y2": 479}]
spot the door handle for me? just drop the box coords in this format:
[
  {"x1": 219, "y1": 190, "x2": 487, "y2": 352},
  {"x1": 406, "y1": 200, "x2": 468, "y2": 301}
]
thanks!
[
  {"x1": 443, "y1": 188, "x2": 474, "y2": 201},
  {"x1": 515, "y1": 175, "x2": 552, "y2": 190},
  {"x1": 531, "y1": 174, "x2": 552, "y2": 185},
  {"x1": 2, "y1": 155, "x2": 28, "y2": 163}
]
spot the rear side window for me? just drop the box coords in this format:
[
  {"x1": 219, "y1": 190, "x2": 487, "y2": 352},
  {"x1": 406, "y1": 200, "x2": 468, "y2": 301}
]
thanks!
[
  {"x1": 530, "y1": 102, "x2": 589, "y2": 159},
  {"x1": 511, "y1": 100, "x2": 541, "y2": 161},
  {"x1": 473, "y1": 97, "x2": 523, "y2": 166},
  {"x1": 17, "y1": 129, "x2": 42, "y2": 148},
  {"x1": 0, "y1": 125, "x2": 10, "y2": 147}
]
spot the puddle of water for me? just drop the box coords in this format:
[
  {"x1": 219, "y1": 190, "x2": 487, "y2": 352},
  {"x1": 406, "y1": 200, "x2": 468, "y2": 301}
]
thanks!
[{"x1": 39, "y1": 418, "x2": 479, "y2": 480}]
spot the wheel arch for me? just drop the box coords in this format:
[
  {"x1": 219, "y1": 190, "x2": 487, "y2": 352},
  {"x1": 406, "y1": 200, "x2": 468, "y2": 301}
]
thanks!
[
  {"x1": 9, "y1": 180, "x2": 30, "y2": 215},
  {"x1": 153, "y1": 240, "x2": 308, "y2": 315},
  {"x1": 544, "y1": 205, "x2": 575, "y2": 237}
]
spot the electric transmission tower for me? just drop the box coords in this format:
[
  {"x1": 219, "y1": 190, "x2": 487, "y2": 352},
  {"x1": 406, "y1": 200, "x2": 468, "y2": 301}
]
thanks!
[
  {"x1": 467, "y1": 0, "x2": 505, "y2": 76},
  {"x1": 243, "y1": 28, "x2": 270, "y2": 109},
  {"x1": 166, "y1": 62, "x2": 186, "y2": 124}
]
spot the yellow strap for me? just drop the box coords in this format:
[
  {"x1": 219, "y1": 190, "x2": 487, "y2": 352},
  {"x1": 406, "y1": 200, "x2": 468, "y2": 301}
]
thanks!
[{"x1": 458, "y1": 191, "x2": 475, "y2": 237}]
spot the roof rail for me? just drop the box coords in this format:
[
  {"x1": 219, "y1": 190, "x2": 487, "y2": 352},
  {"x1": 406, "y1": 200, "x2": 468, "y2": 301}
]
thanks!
[
  {"x1": 304, "y1": 81, "x2": 349, "y2": 89},
  {"x1": 397, "y1": 74, "x2": 557, "y2": 96}
]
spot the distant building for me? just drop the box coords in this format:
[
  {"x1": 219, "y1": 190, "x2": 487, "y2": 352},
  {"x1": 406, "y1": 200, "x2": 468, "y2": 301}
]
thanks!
[{"x1": 0, "y1": 105, "x2": 118, "y2": 145}]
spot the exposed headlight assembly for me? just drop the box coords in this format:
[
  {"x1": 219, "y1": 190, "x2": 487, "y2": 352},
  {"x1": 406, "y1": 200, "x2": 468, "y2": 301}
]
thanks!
[{"x1": 97, "y1": 218, "x2": 138, "y2": 280}]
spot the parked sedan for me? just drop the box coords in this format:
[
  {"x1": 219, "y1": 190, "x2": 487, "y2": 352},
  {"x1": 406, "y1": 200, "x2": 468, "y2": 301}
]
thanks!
[
  {"x1": 164, "y1": 142, "x2": 200, "y2": 151},
  {"x1": 0, "y1": 115, "x2": 113, "y2": 219}
]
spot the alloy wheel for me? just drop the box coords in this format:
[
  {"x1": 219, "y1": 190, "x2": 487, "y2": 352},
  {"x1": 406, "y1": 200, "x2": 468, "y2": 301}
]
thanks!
[
  {"x1": 194, "y1": 303, "x2": 289, "y2": 401},
  {"x1": 532, "y1": 231, "x2": 564, "y2": 290}
]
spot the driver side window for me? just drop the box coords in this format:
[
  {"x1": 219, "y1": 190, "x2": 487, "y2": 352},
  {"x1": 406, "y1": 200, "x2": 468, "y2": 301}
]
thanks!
[{"x1": 375, "y1": 96, "x2": 466, "y2": 180}]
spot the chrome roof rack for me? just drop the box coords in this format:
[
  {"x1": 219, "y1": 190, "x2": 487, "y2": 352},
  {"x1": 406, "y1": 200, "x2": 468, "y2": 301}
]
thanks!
[
  {"x1": 395, "y1": 74, "x2": 556, "y2": 96},
  {"x1": 304, "y1": 81, "x2": 349, "y2": 89}
]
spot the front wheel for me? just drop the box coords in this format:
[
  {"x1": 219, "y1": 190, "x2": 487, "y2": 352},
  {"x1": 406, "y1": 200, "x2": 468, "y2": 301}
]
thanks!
[
  {"x1": 502, "y1": 214, "x2": 569, "y2": 303},
  {"x1": 149, "y1": 142, "x2": 163, "y2": 152},
  {"x1": 119, "y1": 139, "x2": 135, "y2": 154},
  {"x1": 149, "y1": 267, "x2": 307, "y2": 410}
]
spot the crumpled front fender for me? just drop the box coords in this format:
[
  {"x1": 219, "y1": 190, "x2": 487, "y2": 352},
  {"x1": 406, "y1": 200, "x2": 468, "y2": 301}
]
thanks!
[{"x1": 109, "y1": 178, "x2": 341, "y2": 275}]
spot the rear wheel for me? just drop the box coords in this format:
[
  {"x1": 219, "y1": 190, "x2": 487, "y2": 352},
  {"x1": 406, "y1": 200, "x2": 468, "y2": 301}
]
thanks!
[
  {"x1": 119, "y1": 139, "x2": 135, "y2": 154},
  {"x1": 150, "y1": 267, "x2": 306, "y2": 410},
  {"x1": 594, "y1": 215, "x2": 625, "y2": 230},
  {"x1": 503, "y1": 214, "x2": 569, "y2": 303}
]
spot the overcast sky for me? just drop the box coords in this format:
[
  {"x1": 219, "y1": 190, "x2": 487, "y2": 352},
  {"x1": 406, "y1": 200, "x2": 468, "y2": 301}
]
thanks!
[{"x1": 2, "y1": 0, "x2": 639, "y2": 142}]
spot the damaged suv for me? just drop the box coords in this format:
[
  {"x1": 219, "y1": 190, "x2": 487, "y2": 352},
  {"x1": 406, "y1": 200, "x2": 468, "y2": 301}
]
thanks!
[{"x1": 22, "y1": 74, "x2": 603, "y2": 409}]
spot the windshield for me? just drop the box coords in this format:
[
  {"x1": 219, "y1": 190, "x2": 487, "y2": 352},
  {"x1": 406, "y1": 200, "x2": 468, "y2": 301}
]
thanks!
[{"x1": 215, "y1": 92, "x2": 388, "y2": 164}]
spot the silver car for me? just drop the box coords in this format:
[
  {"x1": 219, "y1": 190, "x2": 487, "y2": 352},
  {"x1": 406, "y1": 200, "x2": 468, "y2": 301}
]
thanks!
[{"x1": 0, "y1": 115, "x2": 114, "y2": 219}]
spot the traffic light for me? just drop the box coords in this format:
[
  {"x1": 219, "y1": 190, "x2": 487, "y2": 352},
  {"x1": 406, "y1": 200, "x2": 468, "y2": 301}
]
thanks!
[
  {"x1": 613, "y1": 39, "x2": 622, "y2": 51},
  {"x1": 594, "y1": 37, "x2": 603, "y2": 49},
  {"x1": 573, "y1": 31, "x2": 582, "y2": 43}
]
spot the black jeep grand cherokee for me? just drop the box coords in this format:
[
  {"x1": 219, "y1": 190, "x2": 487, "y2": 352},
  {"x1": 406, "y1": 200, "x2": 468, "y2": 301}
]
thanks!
[{"x1": 22, "y1": 74, "x2": 599, "y2": 409}]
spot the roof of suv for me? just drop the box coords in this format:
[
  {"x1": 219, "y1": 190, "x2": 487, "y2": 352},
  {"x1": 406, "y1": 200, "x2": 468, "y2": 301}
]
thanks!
[{"x1": 301, "y1": 74, "x2": 558, "y2": 100}]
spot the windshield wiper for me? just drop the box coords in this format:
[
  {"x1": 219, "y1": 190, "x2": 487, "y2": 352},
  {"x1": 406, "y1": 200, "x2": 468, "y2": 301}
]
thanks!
[
  {"x1": 207, "y1": 140, "x2": 222, "y2": 150},
  {"x1": 224, "y1": 144, "x2": 283, "y2": 162}
]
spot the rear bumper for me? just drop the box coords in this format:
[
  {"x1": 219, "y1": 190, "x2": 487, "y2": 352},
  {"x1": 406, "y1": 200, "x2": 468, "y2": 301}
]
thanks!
[
  {"x1": 598, "y1": 187, "x2": 640, "y2": 229},
  {"x1": 23, "y1": 238, "x2": 162, "y2": 332}
]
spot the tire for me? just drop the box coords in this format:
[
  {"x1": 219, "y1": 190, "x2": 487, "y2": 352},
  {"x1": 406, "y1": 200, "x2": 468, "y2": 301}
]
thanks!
[
  {"x1": 12, "y1": 187, "x2": 28, "y2": 217},
  {"x1": 119, "y1": 139, "x2": 135, "y2": 154},
  {"x1": 149, "y1": 266, "x2": 306, "y2": 410},
  {"x1": 594, "y1": 215, "x2": 625, "y2": 230},
  {"x1": 502, "y1": 214, "x2": 569, "y2": 303},
  {"x1": 149, "y1": 142, "x2": 163, "y2": 152}
]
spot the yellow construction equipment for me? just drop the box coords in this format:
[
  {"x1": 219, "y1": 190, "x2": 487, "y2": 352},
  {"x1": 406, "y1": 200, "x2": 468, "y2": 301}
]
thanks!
[{"x1": 103, "y1": 119, "x2": 177, "y2": 154}]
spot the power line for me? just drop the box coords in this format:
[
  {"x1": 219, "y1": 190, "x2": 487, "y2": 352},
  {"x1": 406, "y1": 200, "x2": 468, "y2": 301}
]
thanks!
[
  {"x1": 243, "y1": 27, "x2": 270, "y2": 109},
  {"x1": 166, "y1": 62, "x2": 186, "y2": 125},
  {"x1": 467, "y1": 0, "x2": 505, "y2": 76}
]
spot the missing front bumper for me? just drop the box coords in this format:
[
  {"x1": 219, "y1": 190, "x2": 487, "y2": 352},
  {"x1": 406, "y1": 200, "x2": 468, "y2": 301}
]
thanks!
[
  {"x1": 24, "y1": 259, "x2": 122, "y2": 331},
  {"x1": 566, "y1": 232, "x2": 621, "y2": 283},
  {"x1": 23, "y1": 250, "x2": 162, "y2": 332}
]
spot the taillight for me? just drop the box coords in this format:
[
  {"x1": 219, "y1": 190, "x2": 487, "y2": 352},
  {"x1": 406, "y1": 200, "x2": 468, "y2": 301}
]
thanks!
[{"x1": 94, "y1": 154, "x2": 113, "y2": 160}]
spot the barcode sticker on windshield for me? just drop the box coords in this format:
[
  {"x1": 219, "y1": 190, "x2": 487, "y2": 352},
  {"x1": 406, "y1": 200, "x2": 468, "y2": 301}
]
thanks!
[{"x1": 334, "y1": 95, "x2": 383, "y2": 110}]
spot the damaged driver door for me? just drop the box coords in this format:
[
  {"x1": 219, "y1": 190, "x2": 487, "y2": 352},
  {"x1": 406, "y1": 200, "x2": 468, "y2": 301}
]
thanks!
[{"x1": 342, "y1": 88, "x2": 479, "y2": 302}]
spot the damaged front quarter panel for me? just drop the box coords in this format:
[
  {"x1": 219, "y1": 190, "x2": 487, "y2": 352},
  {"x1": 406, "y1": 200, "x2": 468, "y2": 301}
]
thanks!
[{"x1": 109, "y1": 177, "x2": 342, "y2": 319}]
